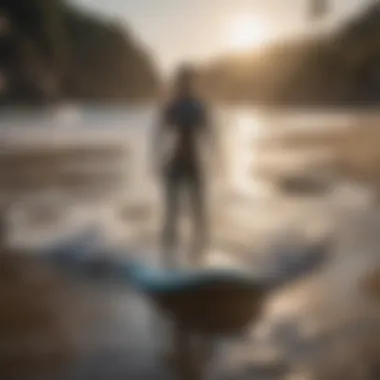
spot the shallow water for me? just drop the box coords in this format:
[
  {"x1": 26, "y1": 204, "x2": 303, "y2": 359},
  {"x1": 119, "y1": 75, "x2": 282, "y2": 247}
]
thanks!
[
  {"x1": 1, "y1": 106, "x2": 380, "y2": 379},
  {"x1": 1, "y1": 105, "x2": 342, "y2": 243}
]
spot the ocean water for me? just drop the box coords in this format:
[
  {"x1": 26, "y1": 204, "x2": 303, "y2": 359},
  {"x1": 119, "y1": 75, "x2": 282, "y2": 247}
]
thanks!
[{"x1": 0, "y1": 105, "x2": 365, "y2": 249}]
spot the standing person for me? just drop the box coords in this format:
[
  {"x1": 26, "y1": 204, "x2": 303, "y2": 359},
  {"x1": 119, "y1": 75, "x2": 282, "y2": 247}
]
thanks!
[{"x1": 153, "y1": 63, "x2": 218, "y2": 268}]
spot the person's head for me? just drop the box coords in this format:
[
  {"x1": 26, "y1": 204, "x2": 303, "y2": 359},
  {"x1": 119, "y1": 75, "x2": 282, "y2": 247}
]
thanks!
[{"x1": 173, "y1": 63, "x2": 198, "y2": 97}]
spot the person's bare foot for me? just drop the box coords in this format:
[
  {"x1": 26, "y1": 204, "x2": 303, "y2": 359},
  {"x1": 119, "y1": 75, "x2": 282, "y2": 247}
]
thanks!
[{"x1": 188, "y1": 250, "x2": 206, "y2": 269}]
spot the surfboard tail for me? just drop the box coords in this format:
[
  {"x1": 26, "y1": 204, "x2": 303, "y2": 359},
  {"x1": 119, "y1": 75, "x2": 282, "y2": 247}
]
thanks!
[{"x1": 39, "y1": 229, "x2": 147, "y2": 286}]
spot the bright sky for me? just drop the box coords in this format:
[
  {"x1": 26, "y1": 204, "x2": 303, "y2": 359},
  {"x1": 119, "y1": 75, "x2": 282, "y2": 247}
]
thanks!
[{"x1": 72, "y1": 0, "x2": 367, "y2": 73}]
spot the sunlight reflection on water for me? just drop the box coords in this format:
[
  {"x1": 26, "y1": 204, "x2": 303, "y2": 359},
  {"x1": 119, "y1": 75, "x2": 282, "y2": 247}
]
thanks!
[{"x1": 223, "y1": 110, "x2": 269, "y2": 197}]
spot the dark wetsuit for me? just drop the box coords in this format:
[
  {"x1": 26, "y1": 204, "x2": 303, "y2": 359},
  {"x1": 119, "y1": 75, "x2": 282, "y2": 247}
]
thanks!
[{"x1": 160, "y1": 96, "x2": 209, "y2": 265}]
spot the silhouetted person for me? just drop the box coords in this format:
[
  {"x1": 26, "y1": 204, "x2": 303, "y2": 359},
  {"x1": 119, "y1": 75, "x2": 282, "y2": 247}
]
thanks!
[{"x1": 154, "y1": 64, "x2": 216, "y2": 267}]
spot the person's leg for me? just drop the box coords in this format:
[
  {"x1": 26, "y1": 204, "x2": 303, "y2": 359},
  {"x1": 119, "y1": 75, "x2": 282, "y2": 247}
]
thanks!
[
  {"x1": 187, "y1": 167, "x2": 208, "y2": 267},
  {"x1": 161, "y1": 169, "x2": 181, "y2": 268}
]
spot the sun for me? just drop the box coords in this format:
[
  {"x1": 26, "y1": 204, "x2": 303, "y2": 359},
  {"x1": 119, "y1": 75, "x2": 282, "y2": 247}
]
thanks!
[{"x1": 228, "y1": 16, "x2": 270, "y2": 52}]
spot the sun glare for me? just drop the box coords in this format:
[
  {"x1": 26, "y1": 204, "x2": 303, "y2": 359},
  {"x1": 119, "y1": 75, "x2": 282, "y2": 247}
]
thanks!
[{"x1": 228, "y1": 16, "x2": 270, "y2": 52}]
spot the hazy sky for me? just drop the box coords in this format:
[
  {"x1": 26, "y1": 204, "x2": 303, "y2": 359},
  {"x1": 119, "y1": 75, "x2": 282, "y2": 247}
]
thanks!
[{"x1": 72, "y1": 0, "x2": 367, "y2": 73}]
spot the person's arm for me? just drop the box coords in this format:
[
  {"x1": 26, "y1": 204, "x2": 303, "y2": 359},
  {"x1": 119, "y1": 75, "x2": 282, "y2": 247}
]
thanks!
[
  {"x1": 203, "y1": 106, "x2": 224, "y2": 175},
  {"x1": 151, "y1": 105, "x2": 169, "y2": 175},
  {"x1": 203, "y1": 107, "x2": 216, "y2": 149}
]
